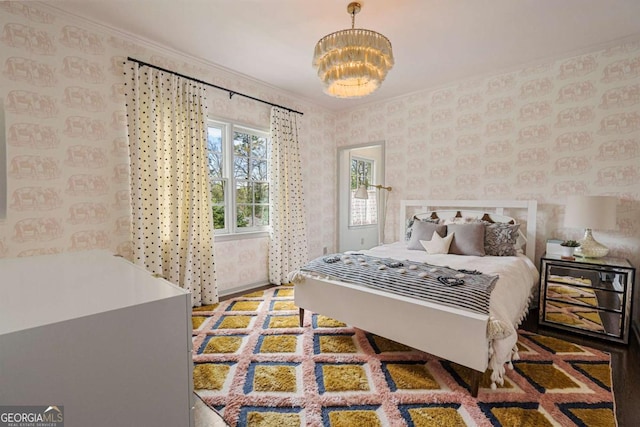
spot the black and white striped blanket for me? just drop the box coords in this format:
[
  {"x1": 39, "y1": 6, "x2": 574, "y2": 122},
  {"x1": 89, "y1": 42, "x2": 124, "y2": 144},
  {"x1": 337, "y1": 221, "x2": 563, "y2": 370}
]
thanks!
[{"x1": 295, "y1": 253, "x2": 498, "y2": 315}]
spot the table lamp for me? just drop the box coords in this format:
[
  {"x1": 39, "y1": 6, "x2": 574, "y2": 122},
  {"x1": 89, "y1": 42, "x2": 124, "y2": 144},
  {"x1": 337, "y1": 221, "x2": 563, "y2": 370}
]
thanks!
[{"x1": 564, "y1": 195, "x2": 617, "y2": 258}]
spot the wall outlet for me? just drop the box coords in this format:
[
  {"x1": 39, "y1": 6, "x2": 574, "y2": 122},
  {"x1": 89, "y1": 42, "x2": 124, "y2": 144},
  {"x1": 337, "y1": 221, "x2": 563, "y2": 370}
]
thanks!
[{"x1": 323, "y1": 246, "x2": 328, "y2": 254}]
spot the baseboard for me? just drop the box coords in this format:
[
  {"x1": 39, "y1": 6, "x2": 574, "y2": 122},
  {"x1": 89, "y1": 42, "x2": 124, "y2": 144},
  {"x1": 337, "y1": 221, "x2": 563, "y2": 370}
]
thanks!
[{"x1": 219, "y1": 281, "x2": 271, "y2": 299}]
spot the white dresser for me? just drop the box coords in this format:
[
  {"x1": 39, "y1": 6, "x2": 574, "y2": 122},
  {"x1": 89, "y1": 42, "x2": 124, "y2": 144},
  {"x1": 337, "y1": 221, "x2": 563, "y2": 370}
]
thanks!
[{"x1": 0, "y1": 250, "x2": 193, "y2": 427}]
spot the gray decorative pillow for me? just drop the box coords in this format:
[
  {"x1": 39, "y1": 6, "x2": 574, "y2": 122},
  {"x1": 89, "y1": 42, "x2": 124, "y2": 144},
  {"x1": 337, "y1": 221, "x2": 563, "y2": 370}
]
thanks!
[
  {"x1": 484, "y1": 222, "x2": 520, "y2": 256},
  {"x1": 407, "y1": 221, "x2": 447, "y2": 250},
  {"x1": 446, "y1": 223, "x2": 486, "y2": 256},
  {"x1": 406, "y1": 215, "x2": 441, "y2": 241}
]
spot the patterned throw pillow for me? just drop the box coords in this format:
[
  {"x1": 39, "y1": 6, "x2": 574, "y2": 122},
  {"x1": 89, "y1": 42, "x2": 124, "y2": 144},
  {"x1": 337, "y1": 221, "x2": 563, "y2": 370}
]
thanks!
[{"x1": 484, "y1": 222, "x2": 520, "y2": 256}]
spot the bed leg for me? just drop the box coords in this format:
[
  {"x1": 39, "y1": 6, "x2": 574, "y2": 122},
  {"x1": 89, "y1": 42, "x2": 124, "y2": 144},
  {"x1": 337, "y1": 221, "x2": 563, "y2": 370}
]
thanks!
[
  {"x1": 470, "y1": 370, "x2": 481, "y2": 398},
  {"x1": 298, "y1": 308, "x2": 304, "y2": 327}
]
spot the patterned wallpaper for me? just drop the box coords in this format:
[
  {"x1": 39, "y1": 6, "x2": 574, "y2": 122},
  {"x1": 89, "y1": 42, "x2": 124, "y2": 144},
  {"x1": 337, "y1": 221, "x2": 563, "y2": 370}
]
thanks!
[
  {"x1": 335, "y1": 39, "x2": 640, "y2": 271},
  {"x1": 0, "y1": 2, "x2": 638, "y2": 300},
  {"x1": 0, "y1": 2, "x2": 336, "y2": 294}
]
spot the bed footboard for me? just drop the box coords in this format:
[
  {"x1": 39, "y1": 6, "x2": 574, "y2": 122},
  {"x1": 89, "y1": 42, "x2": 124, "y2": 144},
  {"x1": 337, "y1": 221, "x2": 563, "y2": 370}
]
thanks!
[{"x1": 294, "y1": 277, "x2": 491, "y2": 374}]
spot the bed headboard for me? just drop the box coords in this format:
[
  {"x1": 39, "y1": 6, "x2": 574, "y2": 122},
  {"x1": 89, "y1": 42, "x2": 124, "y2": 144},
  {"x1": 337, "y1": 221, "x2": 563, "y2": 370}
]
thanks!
[{"x1": 400, "y1": 199, "x2": 537, "y2": 262}]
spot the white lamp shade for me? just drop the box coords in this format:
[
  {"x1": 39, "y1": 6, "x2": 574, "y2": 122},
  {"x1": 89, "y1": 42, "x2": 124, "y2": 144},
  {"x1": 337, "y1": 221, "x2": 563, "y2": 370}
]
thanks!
[
  {"x1": 564, "y1": 195, "x2": 617, "y2": 230},
  {"x1": 354, "y1": 185, "x2": 369, "y2": 200}
]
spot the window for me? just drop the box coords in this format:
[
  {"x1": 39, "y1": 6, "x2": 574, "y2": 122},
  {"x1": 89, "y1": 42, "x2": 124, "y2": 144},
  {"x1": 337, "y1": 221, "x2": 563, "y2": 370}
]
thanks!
[
  {"x1": 206, "y1": 120, "x2": 269, "y2": 235},
  {"x1": 349, "y1": 157, "x2": 377, "y2": 226}
]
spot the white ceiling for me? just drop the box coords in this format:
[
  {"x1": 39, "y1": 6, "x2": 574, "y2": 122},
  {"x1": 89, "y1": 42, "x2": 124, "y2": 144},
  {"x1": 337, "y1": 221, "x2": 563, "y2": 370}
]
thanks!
[{"x1": 47, "y1": 0, "x2": 640, "y2": 111}]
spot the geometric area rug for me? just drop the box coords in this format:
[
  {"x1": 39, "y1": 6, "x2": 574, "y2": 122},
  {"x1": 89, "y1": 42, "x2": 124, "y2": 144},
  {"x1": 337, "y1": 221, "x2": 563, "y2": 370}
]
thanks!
[{"x1": 192, "y1": 286, "x2": 617, "y2": 427}]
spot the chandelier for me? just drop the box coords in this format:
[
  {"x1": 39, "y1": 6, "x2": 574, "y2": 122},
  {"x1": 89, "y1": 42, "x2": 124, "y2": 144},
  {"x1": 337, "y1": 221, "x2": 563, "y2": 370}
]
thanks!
[{"x1": 312, "y1": 2, "x2": 394, "y2": 98}]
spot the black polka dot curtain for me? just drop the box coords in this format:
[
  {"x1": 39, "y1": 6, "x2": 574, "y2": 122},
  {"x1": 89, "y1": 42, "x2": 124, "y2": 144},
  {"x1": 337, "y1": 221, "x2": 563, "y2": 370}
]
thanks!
[
  {"x1": 269, "y1": 107, "x2": 309, "y2": 284},
  {"x1": 124, "y1": 61, "x2": 217, "y2": 306}
]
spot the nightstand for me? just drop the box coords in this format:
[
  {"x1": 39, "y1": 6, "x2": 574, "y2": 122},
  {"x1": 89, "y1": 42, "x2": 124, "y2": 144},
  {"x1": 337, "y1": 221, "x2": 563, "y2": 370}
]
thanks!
[{"x1": 539, "y1": 254, "x2": 636, "y2": 344}]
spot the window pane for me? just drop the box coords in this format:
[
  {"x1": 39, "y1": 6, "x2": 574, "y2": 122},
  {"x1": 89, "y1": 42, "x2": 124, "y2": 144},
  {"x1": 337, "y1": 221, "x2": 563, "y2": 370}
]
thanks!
[
  {"x1": 350, "y1": 159, "x2": 359, "y2": 189},
  {"x1": 254, "y1": 205, "x2": 269, "y2": 226},
  {"x1": 207, "y1": 127, "x2": 222, "y2": 152},
  {"x1": 212, "y1": 206, "x2": 225, "y2": 230},
  {"x1": 350, "y1": 158, "x2": 372, "y2": 190},
  {"x1": 350, "y1": 192, "x2": 378, "y2": 226},
  {"x1": 208, "y1": 152, "x2": 223, "y2": 178},
  {"x1": 234, "y1": 156, "x2": 249, "y2": 179},
  {"x1": 349, "y1": 158, "x2": 377, "y2": 227},
  {"x1": 236, "y1": 205, "x2": 252, "y2": 228},
  {"x1": 251, "y1": 136, "x2": 267, "y2": 158},
  {"x1": 207, "y1": 127, "x2": 223, "y2": 178},
  {"x1": 210, "y1": 180, "x2": 224, "y2": 204},
  {"x1": 251, "y1": 160, "x2": 267, "y2": 180},
  {"x1": 233, "y1": 132, "x2": 251, "y2": 157},
  {"x1": 236, "y1": 182, "x2": 250, "y2": 204},
  {"x1": 255, "y1": 183, "x2": 269, "y2": 203},
  {"x1": 351, "y1": 195, "x2": 364, "y2": 226}
]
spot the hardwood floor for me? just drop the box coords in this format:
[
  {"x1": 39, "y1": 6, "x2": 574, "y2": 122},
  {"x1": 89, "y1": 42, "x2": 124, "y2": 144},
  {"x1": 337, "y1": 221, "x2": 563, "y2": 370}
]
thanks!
[
  {"x1": 521, "y1": 309, "x2": 640, "y2": 427},
  {"x1": 220, "y1": 288, "x2": 639, "y2": 426}
]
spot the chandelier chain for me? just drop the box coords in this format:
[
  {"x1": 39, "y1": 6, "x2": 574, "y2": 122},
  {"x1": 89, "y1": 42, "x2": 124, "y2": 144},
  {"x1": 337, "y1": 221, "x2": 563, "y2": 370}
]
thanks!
[{"x1": 347, "y1": 2, "x2": 361, "y2": 28}]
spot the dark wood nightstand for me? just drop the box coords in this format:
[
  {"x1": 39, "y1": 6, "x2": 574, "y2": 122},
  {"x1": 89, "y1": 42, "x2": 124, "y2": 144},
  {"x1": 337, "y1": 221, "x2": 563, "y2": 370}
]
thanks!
[{"x1": 539, "y1": 253, "x2": 636, "y2": 344}]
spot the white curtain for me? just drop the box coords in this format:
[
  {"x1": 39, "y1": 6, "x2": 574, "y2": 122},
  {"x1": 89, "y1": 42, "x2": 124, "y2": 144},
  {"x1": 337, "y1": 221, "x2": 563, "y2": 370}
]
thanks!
[
  {"x1": 124, "y1": 61, "x2": 217, "y2": 306},
  {"x1": 268, "y1": 107, "x2": 308, "y2": 284}
]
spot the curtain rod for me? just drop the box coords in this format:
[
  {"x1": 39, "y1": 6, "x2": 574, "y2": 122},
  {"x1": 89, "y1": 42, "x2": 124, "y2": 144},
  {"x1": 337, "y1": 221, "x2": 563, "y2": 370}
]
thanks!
[{"x1": 127, "y1": 57, "x2": 304, "y2": 116}]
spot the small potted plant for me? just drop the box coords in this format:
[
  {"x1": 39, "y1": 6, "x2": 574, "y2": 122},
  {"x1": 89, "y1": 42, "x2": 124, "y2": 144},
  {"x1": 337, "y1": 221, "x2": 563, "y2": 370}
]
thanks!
[{"x1": 560, "y1": 240, "x2": 580, "y2": 258}]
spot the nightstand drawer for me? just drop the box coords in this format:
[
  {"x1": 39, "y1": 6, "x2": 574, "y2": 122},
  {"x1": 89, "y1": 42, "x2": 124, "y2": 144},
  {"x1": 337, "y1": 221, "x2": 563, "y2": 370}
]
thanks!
[
  {"x1": 547, "y1": 264, "x2": 627, "y2": 293},
  {"x1": 543, "y1": 299, "x2": 622, "y2": 337},
  {"x1": 545, "y1": 282, "x2": 623, "y2": 312}
]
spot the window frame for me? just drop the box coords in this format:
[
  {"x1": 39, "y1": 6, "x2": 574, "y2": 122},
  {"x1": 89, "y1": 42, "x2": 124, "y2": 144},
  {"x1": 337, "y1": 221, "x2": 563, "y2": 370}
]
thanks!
[{"x1": 207, "y1": 119, "x2": 270, "y2": 239}]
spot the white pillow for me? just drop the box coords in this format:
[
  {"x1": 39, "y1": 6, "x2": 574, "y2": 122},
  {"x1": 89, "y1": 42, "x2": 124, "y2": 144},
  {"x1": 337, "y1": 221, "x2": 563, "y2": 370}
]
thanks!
[{"x1": 420, "y1": 231, "x2": 454, "y2": 254}]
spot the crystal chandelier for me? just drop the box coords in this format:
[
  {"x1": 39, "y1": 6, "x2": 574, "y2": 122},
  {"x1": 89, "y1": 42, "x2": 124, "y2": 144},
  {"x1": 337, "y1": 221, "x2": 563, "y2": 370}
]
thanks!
[{"x1": 312, "y1": 2, "x2": 394, "y2": 98}]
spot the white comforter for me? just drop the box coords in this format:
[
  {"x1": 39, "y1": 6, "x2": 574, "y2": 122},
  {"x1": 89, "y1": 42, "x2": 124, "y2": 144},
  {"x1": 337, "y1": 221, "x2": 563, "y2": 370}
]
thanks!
[{"x1": 360, "y1": 241, "x2": 539, "y2": 386}]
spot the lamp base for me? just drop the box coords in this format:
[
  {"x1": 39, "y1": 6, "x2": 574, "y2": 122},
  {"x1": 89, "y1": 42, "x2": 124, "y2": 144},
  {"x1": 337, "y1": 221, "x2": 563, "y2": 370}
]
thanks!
[{"x1": 575, "y1": 228, "x2": 609, "y2": 258}]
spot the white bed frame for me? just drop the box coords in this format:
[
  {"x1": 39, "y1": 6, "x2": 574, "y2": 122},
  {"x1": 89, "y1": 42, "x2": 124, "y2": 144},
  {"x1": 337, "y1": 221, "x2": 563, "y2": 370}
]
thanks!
[{"x1": 295, "y1": 200, "x2": 537, "y2": 396}]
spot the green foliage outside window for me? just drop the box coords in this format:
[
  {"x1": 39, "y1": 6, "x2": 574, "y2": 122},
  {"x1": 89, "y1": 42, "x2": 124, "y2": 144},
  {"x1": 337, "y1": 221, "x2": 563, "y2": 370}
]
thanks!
[
  {"x1": 233, "y1": 131, "x2": 268, "y2": 230},
  {"x1": 351, "y1": 158, "x2": 372, "y2": 189},
  {"x1": 212, "y1": 206, "x2": 225, "y2": 230},
  {"x1": 208, "y1": 127, "x2": 226, "y2": 230}
]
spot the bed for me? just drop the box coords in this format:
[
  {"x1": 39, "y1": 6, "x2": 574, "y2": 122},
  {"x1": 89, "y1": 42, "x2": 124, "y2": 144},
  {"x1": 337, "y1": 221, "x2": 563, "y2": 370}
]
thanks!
[{"x1": 292, "y1": 199, "x2": 539, "y2": 396}]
